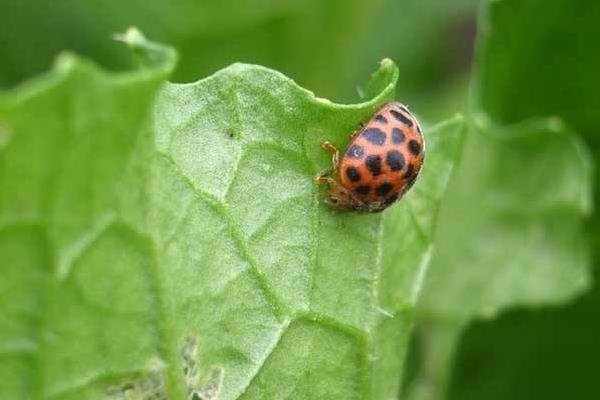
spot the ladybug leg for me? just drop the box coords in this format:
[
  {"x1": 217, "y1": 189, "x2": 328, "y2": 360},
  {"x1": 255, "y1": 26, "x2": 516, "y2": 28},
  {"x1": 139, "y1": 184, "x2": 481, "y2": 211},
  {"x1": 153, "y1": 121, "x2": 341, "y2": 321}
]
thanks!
[
  {"x1": 323, "y1": 183, "x2": 356, "y2": 209},
  {"x1": 313, "y1": 174, "x2": 336, "y2": 186},
  {"x1": 320, "y1": 141, "x2": 340, "y2": 169},
  {"x1": 315, "y1": 141, "x2": 341, "y2": 187}
]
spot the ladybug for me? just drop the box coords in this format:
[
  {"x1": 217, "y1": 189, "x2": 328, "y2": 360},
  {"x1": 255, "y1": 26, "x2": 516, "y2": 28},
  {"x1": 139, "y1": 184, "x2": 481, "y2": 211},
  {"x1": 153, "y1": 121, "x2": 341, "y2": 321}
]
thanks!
[{"x1": 315, "y1": 102, "x2": 424, "y2": 213}]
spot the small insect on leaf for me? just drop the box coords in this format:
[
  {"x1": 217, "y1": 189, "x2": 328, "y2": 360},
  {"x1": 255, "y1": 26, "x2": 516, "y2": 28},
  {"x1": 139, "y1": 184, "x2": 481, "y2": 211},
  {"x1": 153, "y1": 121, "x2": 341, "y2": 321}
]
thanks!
[{"x1": 315, "y1": 102, "x2": 425, "y2": 213}]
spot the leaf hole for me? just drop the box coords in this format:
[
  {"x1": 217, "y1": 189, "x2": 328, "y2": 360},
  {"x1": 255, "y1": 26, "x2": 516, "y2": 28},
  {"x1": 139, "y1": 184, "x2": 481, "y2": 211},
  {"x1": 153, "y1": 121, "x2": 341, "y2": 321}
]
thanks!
[{"x1": 181, "y1": 336, "x2": 224, "y2": 400}]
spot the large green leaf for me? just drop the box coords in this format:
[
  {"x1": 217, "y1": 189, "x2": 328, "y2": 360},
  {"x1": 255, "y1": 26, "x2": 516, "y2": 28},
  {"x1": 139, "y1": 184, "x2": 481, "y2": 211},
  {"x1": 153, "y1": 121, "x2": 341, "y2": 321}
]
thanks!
[
  {"x1": 422, "y1": 117, "x2": 592, "y2": 320},
  {"x1": 405, "y1": 0, "x2": 598, "y2": 398},
  {"x1": 440, "y1": 0, "x2": 600, "y2": 398},
  {"x1": 473, "y1": 0, "x2": 600, "y2": 240},
  {"x1": 403, "y1": 117, "x2": 592, "y2": 400},
  {"x1": 0, "y1": 30, "x2": 464, "y2": 399}
]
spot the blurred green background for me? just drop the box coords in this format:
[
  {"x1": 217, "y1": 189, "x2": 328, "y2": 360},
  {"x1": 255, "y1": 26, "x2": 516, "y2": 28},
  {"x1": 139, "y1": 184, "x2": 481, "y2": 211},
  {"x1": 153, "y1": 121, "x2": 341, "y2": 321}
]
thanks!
[
  {"x1": 0, "y1": 0, "x2": 478, "y2": 120},
  {"x1": 1, "y1": 0, "x2": 599, "y2": 399}
]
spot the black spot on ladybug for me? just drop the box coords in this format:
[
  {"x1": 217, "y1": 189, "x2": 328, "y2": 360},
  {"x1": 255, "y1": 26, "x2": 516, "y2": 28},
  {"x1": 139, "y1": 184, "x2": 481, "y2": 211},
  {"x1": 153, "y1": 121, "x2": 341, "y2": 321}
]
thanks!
[
  {"x1": 365, "y1": 155, "x2": 382, "y2": 176},
  {"x1": 361, "y1": 128, "x2": 386, "y2": 146},
  {"x1": 384, "y1": 193, "x2": 399, "y2": 206},
  {"x1": 346, "y1": 144, "x2": 364, "y2": 159},
  {"x1": 392, "y1": 128, "x2": 405, "y2": 144},
  {"x1": 386, "y1": 150, "x2": 405, "y2": 171},
  {"x1": 346, "y1": 166, "x2": 361, "y2": 182},
  {"x1": 356, "y1": 185, "x2": 370, "y2": 195},
  {"x1": 390, "y1": 109, "x2": 414, "y2": 127},
  {"x1": 375, "y1": 114, "x2": 388, "y2": 124},
  {"x1": 408, "y1": 139, "x2": 421, "y2": 156},
  {"x1": 376, "y1": 182, "x2": 393, "y2": 197}
]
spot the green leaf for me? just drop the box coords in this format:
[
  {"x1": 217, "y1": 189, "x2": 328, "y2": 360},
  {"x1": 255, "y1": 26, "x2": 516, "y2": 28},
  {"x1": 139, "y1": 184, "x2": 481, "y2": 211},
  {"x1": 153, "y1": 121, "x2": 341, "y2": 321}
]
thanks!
[
  {"x1": 373, "y1": 115, "x2": 465, "y2": 400},
  {"x1": 422, "y1": 0, "x2": 600, "y2": 398},
  {"x1": 0, "y1": 32, "x2": 464, "y2": 399},
  {"x1": 401, "y1": 0, "x2": 599, "y2": 397},
  {"x1": 422, "y1": 117, "x2": 592, "y2": 320},
  {"x1": 404, "y1": 117, "x2": 593, "y2": 400},
  {"x1": 473, "y1": 0, "x2": 600, "y2": 243}
]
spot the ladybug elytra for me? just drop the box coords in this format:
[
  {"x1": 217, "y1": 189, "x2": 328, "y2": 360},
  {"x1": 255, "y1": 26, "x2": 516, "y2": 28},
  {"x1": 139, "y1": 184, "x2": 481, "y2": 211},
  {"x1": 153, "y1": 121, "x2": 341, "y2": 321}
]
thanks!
[{"x1": 315, "y1": 102, "x2": 424, "y2": 213}]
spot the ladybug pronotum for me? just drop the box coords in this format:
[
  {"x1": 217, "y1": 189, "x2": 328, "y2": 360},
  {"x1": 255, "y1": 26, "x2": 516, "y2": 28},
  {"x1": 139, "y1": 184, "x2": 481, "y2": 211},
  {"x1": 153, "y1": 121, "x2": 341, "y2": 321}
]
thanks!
[{"x1": 315, "y1": 102, "x2": 425, "y2": 213}]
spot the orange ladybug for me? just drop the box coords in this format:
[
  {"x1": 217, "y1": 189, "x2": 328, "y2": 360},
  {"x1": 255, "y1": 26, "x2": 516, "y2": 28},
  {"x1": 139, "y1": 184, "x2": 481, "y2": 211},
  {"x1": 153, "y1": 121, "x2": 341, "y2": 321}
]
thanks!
[{"x1": 315, "y1": 102, "x2": 424, "y2": 213}]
